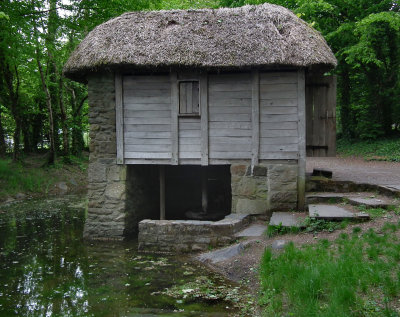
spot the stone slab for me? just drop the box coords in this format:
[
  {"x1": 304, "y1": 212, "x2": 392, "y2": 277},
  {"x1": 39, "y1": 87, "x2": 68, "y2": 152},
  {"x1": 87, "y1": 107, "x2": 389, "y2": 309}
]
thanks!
[
  {"x1": 309, "y1": 204, "x2": 369, "y2": 220},
  {"x1": 197, "y1": 243, "x2": 244, "y2": 264},
  {"x1": 347, "y1": 197, "x2": 390, "y2": 208},
  {"x1": 269, "y1": 212, "x2": 306, "y2": 227},
  {"x1": 235, "y1": 224, "x2": 267, "y2": 237}
]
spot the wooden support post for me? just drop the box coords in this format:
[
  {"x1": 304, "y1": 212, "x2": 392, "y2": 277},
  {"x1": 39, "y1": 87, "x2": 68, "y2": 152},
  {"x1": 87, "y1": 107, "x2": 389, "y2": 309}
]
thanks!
[
  {"x1": 297, "y1": 69, "x2": 306, "y2": 211},
  {"x1": 115, "y1": 73, "x2": 124, "y2": 164},
  {"x1": 200, "y1": 73, "x2": 209, "y2": 166},
  {"x1": 160, "y1": 165, "x2": 166, "y2": 220},
  {"x1": 170, "y1": 72, "x2": 179, "y2": 165},
  {"x1": 251, "y1": 70, "x2": 260, "y2": 168},
  {"x1": 201, "y1": 167, "x2": 208, "y2": 213}
]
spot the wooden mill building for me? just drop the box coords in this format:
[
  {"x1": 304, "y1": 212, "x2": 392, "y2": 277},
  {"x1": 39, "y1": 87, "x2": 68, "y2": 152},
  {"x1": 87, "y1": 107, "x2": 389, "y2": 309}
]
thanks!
[{"x1": 64, "y1": 4, "x2": 337, "y2": 241}]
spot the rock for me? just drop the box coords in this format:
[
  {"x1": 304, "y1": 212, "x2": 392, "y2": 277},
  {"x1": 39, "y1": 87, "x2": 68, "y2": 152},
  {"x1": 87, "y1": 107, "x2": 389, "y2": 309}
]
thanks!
[
  {"x1": 68, "y1": 178, "x2": 78, "y2": 186},
  {"x1": 197, "y1": 243, "x2": 245, "y2": 264},
  {"x1": 271, "y1": 240, "x2": 287, "y2": 250},
  {"x1": 56, "y1": 182, "x2": 68, "y2": 192},
  {"x1": 15, "y1": 193, "x2": 26, "y2": 200}
]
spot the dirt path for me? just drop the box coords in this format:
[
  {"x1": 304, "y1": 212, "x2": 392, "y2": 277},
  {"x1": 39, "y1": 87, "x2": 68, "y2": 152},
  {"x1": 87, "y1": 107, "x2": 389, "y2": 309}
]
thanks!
[{"x1": 307, "y1": 157, "x2": 400, "y2": 190}]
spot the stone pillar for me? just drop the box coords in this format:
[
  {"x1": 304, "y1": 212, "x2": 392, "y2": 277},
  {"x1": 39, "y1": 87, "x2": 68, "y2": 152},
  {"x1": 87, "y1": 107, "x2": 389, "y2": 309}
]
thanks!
[
  {"x1": 231, "y1": 164, "x2": 269, "y2": 215},
  {"x1": 231, "y1": 162, "x2": 298, "y2": 215},
  {"x1": 267, "y1": 163, "x2": 298, "y2": 211},
  {"x1": 84, "y1": 73, "x2": 127, "y2": 240}
]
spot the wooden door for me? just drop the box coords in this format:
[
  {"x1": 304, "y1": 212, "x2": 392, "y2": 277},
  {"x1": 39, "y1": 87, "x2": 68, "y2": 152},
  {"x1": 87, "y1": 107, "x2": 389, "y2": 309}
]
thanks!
[{"x1": 306, "y1": 74, "x2": 337, "y2": 157}]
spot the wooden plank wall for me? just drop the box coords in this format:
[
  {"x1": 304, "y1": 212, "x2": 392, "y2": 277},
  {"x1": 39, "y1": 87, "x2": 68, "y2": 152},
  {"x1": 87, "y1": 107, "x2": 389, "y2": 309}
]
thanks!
[
  {"x1": 259, "y1": 72, "x2": 299, "y2": 160},
  {"x1": 123, "y1": 75, "x2": 172, "y2": 160},
  {"x1": 178, "y1": 117, "x2": 201, "y2": 160},
  {"x1": 122, "y1": 71, "x2": 302, "y2": 164},
  {"x1": 208, "y1": 73, "x2": 252, "y2": 160}
]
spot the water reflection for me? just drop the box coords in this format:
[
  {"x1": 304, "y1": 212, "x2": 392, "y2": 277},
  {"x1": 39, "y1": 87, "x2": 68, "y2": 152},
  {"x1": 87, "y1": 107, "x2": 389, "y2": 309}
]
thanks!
[{"x1": 0, "y1": 197, "x2": 238, "y2": 316}]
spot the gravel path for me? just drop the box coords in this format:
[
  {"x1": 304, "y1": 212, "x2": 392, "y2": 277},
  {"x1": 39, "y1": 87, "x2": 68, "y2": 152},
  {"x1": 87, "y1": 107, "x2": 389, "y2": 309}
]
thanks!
[{"x1": 307, "y1": 157, "x2": 400, "y2": 190}]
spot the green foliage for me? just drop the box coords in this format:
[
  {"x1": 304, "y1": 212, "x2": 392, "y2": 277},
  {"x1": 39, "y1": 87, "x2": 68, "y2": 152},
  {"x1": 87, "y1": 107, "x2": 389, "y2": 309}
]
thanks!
[
  {"x1": 0, "y1": 158, "x2": 49, "y2": 198},
  {"x1": 219, "y1": 0, "x2": 400, "y2": 140},
  {"x1": 337, "y1": 137, "x2": 400, "y2": 161},
  {"x1": 259, "y1": 224, "x2": 400, "y2": 316}
]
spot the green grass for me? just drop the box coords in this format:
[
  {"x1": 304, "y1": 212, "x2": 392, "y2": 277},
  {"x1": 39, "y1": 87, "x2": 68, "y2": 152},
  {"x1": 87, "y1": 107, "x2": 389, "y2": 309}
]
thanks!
[
  {"x1": 337, "y1": 137, "x2": 400, "y2": 162},
  {"x1": 0, "y1": 159, "x2": 49, "y2": 198},
  {"x1": 259, "y1": 223, "x2": 400, "y2": 316},
  {"x1": 0, "y1": 154, "x2": 88, "y2": 200}
]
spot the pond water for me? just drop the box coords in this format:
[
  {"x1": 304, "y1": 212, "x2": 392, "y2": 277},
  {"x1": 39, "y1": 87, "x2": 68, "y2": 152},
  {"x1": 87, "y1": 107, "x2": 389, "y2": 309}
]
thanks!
[{"x1": 0, "y1": 196, "x2": 249, "y2": 317}]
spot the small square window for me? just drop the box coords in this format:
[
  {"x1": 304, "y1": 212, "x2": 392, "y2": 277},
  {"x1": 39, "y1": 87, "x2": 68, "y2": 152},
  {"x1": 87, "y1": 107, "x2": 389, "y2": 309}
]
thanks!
[{"x1": 179, "y1": 81, "x2": 200, "y2": 116}]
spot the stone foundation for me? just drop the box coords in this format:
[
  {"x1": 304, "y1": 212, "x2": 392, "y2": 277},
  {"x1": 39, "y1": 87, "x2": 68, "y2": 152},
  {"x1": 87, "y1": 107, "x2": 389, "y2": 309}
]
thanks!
[
  {"x1": 84, "y1": 74, "x2": 127, "y2": 240},
  {"x1": 231, "y1": 163, "x2": 298, "y2": 216},
  {"x1": 138, "y1": 214, "x2": 250, "y2": 253}
]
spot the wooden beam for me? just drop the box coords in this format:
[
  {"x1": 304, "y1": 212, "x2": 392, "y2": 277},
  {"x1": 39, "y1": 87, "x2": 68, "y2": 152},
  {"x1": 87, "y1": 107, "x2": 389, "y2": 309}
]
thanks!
[
  {"x1": 200, "y1": 73, "x2": 209, "y2": 166},
  {"x1": 115, "y1": 73, "x2": 124, "y2": 164},
  {"x1": 251, "y1": 70, "x2": 260, "y2": 167},
  {"x1": 160, "y1": 165, "x2": 166, "y2": 220},
  {"x1": 297, "y1": 69, "x2": 306, "y2": 211},
  {"x1": 170, "y1": 72, "x2": 179, "y2": 165}
]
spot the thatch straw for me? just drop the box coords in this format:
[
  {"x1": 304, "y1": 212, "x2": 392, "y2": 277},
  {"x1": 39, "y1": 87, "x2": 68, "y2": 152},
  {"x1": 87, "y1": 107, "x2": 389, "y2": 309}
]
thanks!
[{"x1": 64, "y1": 3, "x2": 337, "y2": 80}]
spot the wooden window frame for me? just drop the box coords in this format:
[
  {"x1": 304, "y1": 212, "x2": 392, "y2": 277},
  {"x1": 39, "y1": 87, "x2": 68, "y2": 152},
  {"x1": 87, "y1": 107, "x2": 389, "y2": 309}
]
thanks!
[{"x1": 178, "y1": 79, "x2": 201, "y2": 117}]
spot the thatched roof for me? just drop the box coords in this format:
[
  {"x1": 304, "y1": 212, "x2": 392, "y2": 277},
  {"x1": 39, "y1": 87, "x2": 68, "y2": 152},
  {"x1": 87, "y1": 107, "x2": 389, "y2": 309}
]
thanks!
[{"x1": 64, "y1": 4, "x2": 337, "y2": 81}]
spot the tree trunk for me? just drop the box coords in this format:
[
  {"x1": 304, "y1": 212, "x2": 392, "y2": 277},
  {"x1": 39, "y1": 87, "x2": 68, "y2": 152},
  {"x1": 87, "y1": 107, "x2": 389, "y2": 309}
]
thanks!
[
  {"x1": 58, "y1": 77, "x2": 69, "y2": 156},
  {"x1": 70, "y1": 89, "x2": 87, "y2": 156},
  {"x1": 13, "y1": 118, "x2": 21, "y2": 161},
  {"x1": 22, "y1": 117, "x2": 33, "y2": 153},
  {"x1": 0, "y1": 111, "x2": 7, "y2": 156},
  {"x1": 36, "y1": 50, "x2": 56, "y2": 165}
]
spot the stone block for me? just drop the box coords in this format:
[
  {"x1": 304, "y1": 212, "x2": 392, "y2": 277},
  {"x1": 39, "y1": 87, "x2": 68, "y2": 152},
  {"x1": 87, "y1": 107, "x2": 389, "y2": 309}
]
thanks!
[
  {"x1": 236, "y1": 177, "x2": 258, "y2": 197},
  {"x1": 270, "y1": 191, "x2": 297, "y2": 204},
  {"x1": 236, "y1": 198, "x2": 269, "y2": 214},
  {"x1": 253, "y1": 165, "x2": 268, "y2": 177},
  {"x1": 88, "y1": 162, "x2": 107, "y2": 183},
  {"x1": 105, "y1": 182, "x2": 126, "y2": 200},
  {"x1": 107, "y1": 165, "x2": 127, "y2": 181},
  {"x1": 230, "y1": 164, "x2": 248, "y2": 176}
]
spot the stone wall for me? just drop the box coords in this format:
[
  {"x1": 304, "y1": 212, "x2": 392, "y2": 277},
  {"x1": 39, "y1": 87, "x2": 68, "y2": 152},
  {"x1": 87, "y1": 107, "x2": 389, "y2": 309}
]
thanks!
[
  {"x1": 231, "y1": 163, "x2": 298, "y2": 215},
  {"x1": 85, "y1": 73, "x2": 127, "y2": 240},
  {"x1": 138, "y1": 214, "x2": 250, "y2": 253}
]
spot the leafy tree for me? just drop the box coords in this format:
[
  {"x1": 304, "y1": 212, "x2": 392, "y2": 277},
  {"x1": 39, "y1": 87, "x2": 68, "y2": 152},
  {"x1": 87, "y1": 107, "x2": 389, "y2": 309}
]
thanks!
[{"x1": 219, "y1": 0, "x2": 400, "y2": 139}]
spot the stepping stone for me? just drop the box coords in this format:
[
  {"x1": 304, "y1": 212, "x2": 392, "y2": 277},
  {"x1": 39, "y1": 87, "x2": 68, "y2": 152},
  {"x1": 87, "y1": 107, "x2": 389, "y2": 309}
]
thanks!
[
  {"x1": 271, "y1": 240, "x2": 287, "y2": 250},
  {"x1": 235, "y1": 224, "x2": 267, "y2": 237},
  {"x1": 269, "y1": 212, "x2": 306, "y2": 227},
  {"x1": 309, "y1": 204, "x2": 369, "y2": 220},
  {"x1": 197, "y1": 243, "x2": 244, "y2": 264},
  {"x1": 306, "y1": 192, "x2": 346, "y2": 203},
  {"x1": 347, "y1": 197, "x2": 390, "y2": 208}
]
